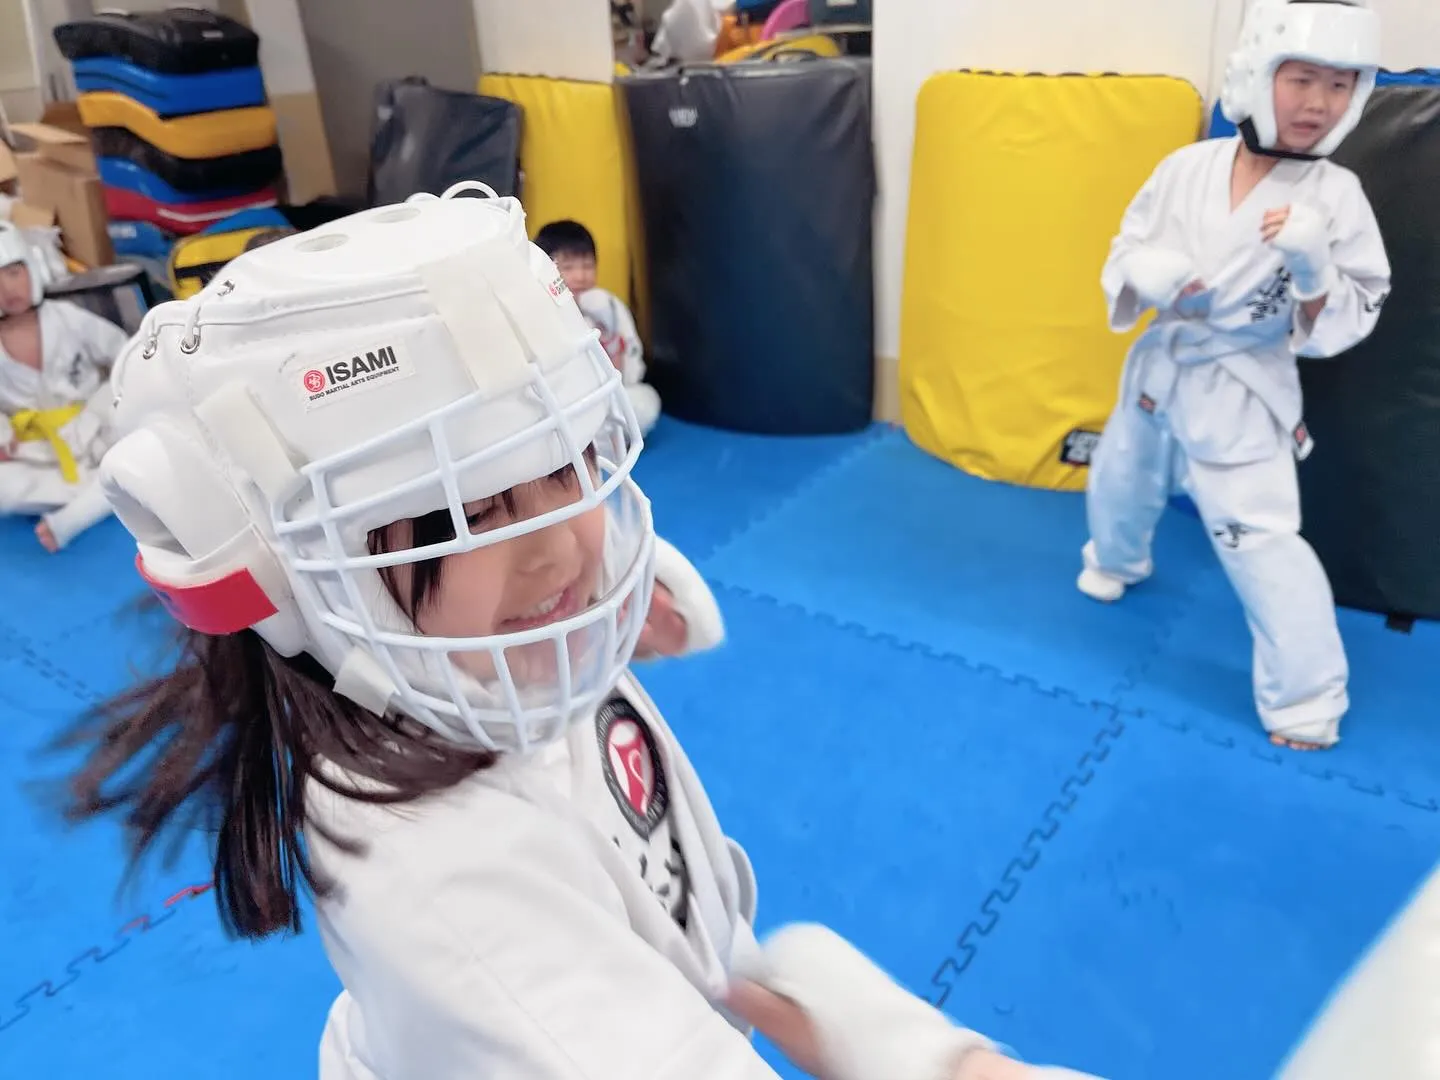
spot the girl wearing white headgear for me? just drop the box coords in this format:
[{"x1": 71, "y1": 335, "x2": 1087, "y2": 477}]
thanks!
[
  {"x1": 1078, "y1": 0, "x2": 1392, "y2": 751},
  {"x1": 63, "y1": 185, "x2": 1101, "y2": 1080},
  {"x1": 0, "y1": 220, "x2": 129, "y2": 551}
]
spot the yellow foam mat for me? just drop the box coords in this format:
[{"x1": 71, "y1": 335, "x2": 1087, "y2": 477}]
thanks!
[
  {"x1": 77, "y1": 92, "x2": 277, "y2": 160},
  {"x1": 898, "y1": 71, "x2": 1203, "y2": 491},
  {"x1": 716, "y1": 33, "x2": 841, "y2": 64},
  {"x1": 169, "y1": 228, "x2": 273, "y2": 300},
  {"x1": 479, "y1": 74, "x2": 633, "y2": 308}
]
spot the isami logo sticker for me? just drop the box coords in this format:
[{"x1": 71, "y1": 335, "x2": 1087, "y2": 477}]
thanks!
[
  {"x1": 545, "y1": 271, "x2": 570, "y2": 305},
  {"x1": 298, "y1": 342, "x2": 414, "y2": 409}
]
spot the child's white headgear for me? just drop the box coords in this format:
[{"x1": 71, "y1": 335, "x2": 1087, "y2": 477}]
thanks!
[
  {"x1": 1220, "y1": 0, "x2": 1381, "y2": 159},
  {"x1": 0, "y1": 220, "x2": 51, "y2": 308},
  {"x1": 100, "y1": 182, "x2": 655, "y2": 753}
]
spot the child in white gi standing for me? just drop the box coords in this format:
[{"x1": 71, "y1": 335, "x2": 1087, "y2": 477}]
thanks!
[
  {"x1": 0, "y1": 221, "x2": 130, "y2": 551},
  {"x1": 536, "y1": 218, "x2": 662, "y2": 435},
  {"x1": 1079, "y1": 0, "x2": 1391, "y2": 751},
  {"x1": 64, "y1": 186, "x2": 1099, "y2": 1080}
]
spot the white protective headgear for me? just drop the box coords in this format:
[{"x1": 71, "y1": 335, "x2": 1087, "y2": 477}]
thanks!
[
  {"x1": 100, "y1": 182, "x2": 655, "y2": 753},
  {"x1": 1220, "y1": 0, "x2": 1381, "y2": 159},
  {"x1": 0, "y1": 220, "x2": 50, "y2": 309}
]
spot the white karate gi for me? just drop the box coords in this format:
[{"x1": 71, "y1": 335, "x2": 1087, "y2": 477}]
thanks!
[
  {"x1": 0, "y1": 299, "x2": 129, "y2": 547},
  {"x1": 578, "y1": 286, "x2": 661, "y2": 435},
  {"x1": 1085, "y1": 137, "x2": 1391, "y2": 746},
  {"x1": 308, "y1": 539, "x2": 781, "y2": 1079},
  {"x1": 1277, "y1": 862, "x2": 1440, "y2": 1080}
]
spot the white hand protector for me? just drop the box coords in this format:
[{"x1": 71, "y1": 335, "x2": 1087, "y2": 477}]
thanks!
[
  {"x1": 734, "y1": 923, "x2": 995, "y2": 1080},
  {"x1": 652, "y1": 536, "x2": 725, "y2": 653},
  {"x1": 1118, "y1": 247, "x2": 1197, "y2": 312},
  {"x1": 1270, "y1": 203, "x2": 1338, "y2": 301}
]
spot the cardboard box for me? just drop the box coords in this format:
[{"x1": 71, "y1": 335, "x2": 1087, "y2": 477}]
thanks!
[
  {"x1": 14, "y1": 153, "x2": 113, "y2": 268},
  {"x1": 10, "y1": 202, "x2": 57, "y2": 230},
  {"x1": 0, "y1": 141, "x2": 16, "y2": 190},
  {"x1": 39, "y1": 103, "x2": 90, "y2": 142},
  {"x1": 9, "y1": 122, "x2": 96, "y2": 174}
]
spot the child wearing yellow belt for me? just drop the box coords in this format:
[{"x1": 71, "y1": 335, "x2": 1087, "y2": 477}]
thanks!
[{"x1": 0, "y1": 222, "x2": 129, "y2": 551}]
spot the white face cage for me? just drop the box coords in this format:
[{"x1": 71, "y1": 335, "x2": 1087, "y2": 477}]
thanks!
[
  {"x1": 104, "y1": 181, "x2": 657, "y2": 755},
  {"x1": 273, "y1": 335, "x2": 657, "y2": 753}
]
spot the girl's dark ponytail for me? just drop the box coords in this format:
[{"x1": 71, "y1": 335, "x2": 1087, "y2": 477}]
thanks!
[{"x1": 63, "y1": 618, "x2": 494, "y2": 940}]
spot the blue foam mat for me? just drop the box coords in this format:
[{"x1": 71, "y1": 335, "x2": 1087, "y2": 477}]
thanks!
[
  {"x1": 641, "y1": 585, "x2": 1118, "y2": 994},
  {"x1": 1114, "y1": 567, "x2": 1440, "y2": 809},
  {"x1": 99, "y1": 156, "x2": 258, "y2": 205},
  {"x1": 72, "y1": 57, "x2": 266, "y2": 118},
  {"x1": 945, "y1": 715, "x2": 1440, "y2": 1079},
  {"x1": 0, "y1": 516, "x2": 149, "y2": 643},
  {"x1": 631, "y1": 416, "x2": 887, "y2": 559},
  {"x1": 2, "y1": 416, "x2": 1437, "y2": 1078},
  {"x1": 702, "y1": 430, "x2": 1217, "y2": 706},
  {"x1": 108, "y1": 219, "x2": 176, "y2": 259}
]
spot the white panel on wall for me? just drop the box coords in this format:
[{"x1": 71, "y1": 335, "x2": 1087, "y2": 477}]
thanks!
[
  {"x1": 872, "y1": 0, "x2": 1440, "y2": 363},
  {"x1": 473, "y1": 0, "x2": 614, "y2": 84}
]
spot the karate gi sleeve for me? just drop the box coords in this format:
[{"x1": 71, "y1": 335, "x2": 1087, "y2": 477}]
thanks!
[
  {"x1": 1099, "y1": 157, "x2": 1198, "y2": 333},
  {"x1": 338, "y1": 794, "x2": 785, "y2": 1080},
  {"x1": 1292, "y1": 173, "x2": 1392, "y2": 359}
]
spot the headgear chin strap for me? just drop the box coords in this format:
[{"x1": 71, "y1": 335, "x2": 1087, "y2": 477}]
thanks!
[
  {"x1": 1220, "y1": 0, "x2": 1381, "y2": 161},
  {"x1": 1238, "y1": 118, "x2": 1326, "y2": 162}
]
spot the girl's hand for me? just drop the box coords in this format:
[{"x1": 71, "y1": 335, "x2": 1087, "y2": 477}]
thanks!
[
  {"x1": 634, "y1": 583, "x2": 689, "y2": 658},
  {"x1": 727, "y1": 980, "x2": 829, "y2": 1076},
  {"x1": 727, "y1": 981, "x2": 1042, "y2": 1080},
  {"x1": 1172, "y1": 279, "x2": 1211, "y2": 320},
  {"x1": 1261, "y1": 206, "x2": 1291, "y2": 243}
]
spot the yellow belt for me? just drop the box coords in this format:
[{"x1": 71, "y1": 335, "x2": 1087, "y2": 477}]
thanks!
[{"x1": 11, "y1": 403, "x2": 85, "y2": 483}]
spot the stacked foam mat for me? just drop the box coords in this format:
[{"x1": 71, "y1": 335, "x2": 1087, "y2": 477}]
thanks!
[
  {"x1": 54, "y1": 8, "x2": 283, "y2": 245},
  {"x1": 899, "y1": 71, "x2": 1203, "y2": 491}
]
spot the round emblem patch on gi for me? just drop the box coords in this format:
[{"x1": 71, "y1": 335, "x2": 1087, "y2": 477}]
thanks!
[{"x1": 596, "y1": 697, "x2": 669, "y2": 839}]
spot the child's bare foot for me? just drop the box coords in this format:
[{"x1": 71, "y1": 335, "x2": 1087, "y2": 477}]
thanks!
[
  {"x1": 35, "y1": 520, "x2": 59, "y2": 553},
  {"x1": 1269, "y1": 733, "x2": 1330, "y2": 752}
]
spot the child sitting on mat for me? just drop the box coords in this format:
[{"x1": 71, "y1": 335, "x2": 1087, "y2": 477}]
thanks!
[
  {"x1": 1078, "y1": 0, "x2": 1391, "y2": 751},
  {"x1": 0, "y1": 221, "x2": 129, "y2": 552},
  {"x1": 536, "y1": 219, "x2": 661, "y2": 435}
]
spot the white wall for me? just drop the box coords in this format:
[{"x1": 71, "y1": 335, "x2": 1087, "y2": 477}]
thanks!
[
  {"x1": 872, "y1": 0, "x2": 1440, "y2": 362},
  {"x1": 472, "y1": 0, "x2": 614, "y2": 83}
]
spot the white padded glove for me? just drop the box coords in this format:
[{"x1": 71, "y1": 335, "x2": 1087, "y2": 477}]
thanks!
[
  {"x1": 1270, "y1": 203, "x2": 1338, "y2": 301},
  {"x1": 652, "y1": 535, "x2": 725, "y2": 654},
  {"x1": 1118, "y1": 247, "x2": 1198, "y2": 312},
  {"x1": 734, "y1": 923, "x2": 995, "y2": 1080}
]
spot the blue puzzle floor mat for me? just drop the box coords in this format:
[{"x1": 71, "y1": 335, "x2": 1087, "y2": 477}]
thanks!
[{"x1": 2, "y1": 419, "x2": 1437, "y2": 1079}]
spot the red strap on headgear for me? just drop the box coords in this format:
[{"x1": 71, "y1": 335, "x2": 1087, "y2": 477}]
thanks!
[{"x1": 135, "y1": 554, "x2": 279, "y2": 635}]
